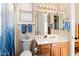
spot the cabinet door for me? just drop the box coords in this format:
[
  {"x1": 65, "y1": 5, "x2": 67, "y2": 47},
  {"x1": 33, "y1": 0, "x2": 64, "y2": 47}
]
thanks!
[
  {"x1": 75, "y1": 24, "x2": 79, "y2": 39},
  {"x1": 60, "y1": 42, "x2": 69, "y2": 56},
  {"x1": 51, "y1": 43, "x2": 61, "y2": 56}
]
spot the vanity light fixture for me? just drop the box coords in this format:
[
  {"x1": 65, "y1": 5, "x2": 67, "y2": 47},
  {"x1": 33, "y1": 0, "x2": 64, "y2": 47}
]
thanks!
[
  {"x1": 50, "y1": 7, "x2": 52, "y2": 10},
  {"x1": 44, "y1": 6, "x2": 47, "y2": 10},
  {"x1": 42, "y1": 5, "x2": 44, "y2": 9},
  {"x1": 51, "y1": 8, "x2": 52, "y2": 10},
  {"x1": 38, "y1": 5, "x2": 42, "y2": 9},
  {"x1": 54, "y1": 8, "x2": 56, "y2": 11},
  {"x1": 43, "y1": 5, "x2": 45, "y2": 9},
  {"x1": 46, "y1": 6, "x2": 48, "y2": 10},
  {"x1": 38, "y1": 5, "x2": 40, "y2": 9},
  {"x1": 37, "y1": 4, "x2": 67, "y2": 12}
]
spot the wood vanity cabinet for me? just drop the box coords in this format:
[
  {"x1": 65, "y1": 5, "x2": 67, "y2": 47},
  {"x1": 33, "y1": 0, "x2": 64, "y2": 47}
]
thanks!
[{"x1": 36, "y1": 41, "x2": 69, "y2": 56}]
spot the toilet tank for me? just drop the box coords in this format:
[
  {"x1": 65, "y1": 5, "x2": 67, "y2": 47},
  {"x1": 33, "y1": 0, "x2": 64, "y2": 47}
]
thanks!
[{"x1": 21, "y1": 39, "x2": 32, "y2": 50}]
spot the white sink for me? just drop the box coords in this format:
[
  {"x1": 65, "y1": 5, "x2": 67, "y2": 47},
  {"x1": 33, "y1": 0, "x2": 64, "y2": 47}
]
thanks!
[
  {"x1": 35, "y1": 35, "x2": 69, "y2": 45},
  {"x1": 43, "y1": 40, "x2": 48, "y2": 43}
]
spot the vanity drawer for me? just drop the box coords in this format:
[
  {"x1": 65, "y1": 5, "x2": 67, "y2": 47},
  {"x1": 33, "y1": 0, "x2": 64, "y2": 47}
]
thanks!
[
  {"x1": 40, "y1": 49, "x2": 50, "y2": 56},
  {"x1": 75, "y1": 42, "x2": 79, "y2": 48},
  {"x1": 40, "y1": 44, "x2": 50, "y2": 49}
]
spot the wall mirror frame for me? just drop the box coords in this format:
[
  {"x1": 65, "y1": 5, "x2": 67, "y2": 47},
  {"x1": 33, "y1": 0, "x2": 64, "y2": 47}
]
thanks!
[{"x1": 35, "y1": 10, "x2": 70, "y2": 35}]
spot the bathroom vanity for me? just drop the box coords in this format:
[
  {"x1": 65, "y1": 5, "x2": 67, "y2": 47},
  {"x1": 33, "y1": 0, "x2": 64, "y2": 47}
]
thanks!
[
  {"x1": 35, "y1": 35, "x2": 70, "y2": 56},
  {"x1": 37, "y1": 41, "x2": 69, "y2": 56}
]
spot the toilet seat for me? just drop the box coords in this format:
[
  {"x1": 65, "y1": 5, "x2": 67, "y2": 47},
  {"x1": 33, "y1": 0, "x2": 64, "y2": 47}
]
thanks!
[{"x1": 20, "y1": 50, "x2": 32, "y2": 56}]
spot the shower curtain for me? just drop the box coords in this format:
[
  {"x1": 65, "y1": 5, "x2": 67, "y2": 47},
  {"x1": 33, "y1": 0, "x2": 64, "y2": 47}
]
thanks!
[{"x1": 0, "y1": 4, "x2": 15, "y2": 56}]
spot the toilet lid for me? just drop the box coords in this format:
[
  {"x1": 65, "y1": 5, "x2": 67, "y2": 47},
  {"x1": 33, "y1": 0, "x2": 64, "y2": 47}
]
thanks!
[{"x1": 20, "y1": 50, "x2": 32, "y2": 56}]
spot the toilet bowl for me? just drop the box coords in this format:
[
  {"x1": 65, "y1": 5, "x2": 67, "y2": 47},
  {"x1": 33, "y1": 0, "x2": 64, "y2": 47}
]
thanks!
[
  {"x1": 20, "y1": 39, "x2": 32, "y2": 56},
  {"x1": 20, "y1": 50, "x2": 32, "y2": 56}
]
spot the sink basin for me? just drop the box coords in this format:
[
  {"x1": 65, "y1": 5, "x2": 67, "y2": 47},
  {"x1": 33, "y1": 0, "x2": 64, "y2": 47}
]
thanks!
[
  {"x1": 43, "y1": 40, "x2": 48, "y2": 43},
  {"x1": 50, "y1": 38, "x2": 58, "y2": 40}
]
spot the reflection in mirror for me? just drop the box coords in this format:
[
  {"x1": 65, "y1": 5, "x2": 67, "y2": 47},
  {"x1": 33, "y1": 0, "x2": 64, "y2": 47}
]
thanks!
[
  {"x1": 54, "y1": 15, "x2": 59, "y2": 29},
  {"x1": 48, "y1": 13, "x2": 70, "y2": 31},
  {"x1": 48, "y1": 13, "x2": 60, "y2": 30}
]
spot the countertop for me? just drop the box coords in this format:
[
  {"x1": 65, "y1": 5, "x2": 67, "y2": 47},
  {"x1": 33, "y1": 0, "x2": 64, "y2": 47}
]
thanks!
[{"x1": 35, "y1": 35, "x2": 69, "y2": 45}]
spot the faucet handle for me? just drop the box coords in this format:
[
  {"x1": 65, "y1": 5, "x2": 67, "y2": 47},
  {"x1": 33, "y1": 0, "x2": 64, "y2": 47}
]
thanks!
[{"x1": 44, "y1": 35, "x2": 47, "y2": 38}]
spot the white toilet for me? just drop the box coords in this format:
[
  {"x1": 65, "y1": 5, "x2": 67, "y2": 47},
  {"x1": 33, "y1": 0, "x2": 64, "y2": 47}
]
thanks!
[{"x1": 20, "y1": 39, "x2": 32, "y2": 56}]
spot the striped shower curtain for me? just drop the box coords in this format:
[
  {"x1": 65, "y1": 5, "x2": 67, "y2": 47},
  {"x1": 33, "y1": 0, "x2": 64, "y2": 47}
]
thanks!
[{"x1": 0, "y1": 4, "x2": 15, "y2": 56}]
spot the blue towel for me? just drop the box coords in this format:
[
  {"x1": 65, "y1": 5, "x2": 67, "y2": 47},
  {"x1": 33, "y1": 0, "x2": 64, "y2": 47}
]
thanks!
[
  {"x1": 21, "y1": 24, "x2": 27, "y2": 33},
  {"x1": 28, "y1": 24, "x2": 32, "y2": 33},
  {"x1": 63, "y1": 22, "x2": 70, "y2": 31}
]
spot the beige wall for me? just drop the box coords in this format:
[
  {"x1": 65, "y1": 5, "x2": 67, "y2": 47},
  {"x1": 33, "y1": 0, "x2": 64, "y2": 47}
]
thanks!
[{"x1": 75, "y1": 3, "x2": 79, "y2": 24}]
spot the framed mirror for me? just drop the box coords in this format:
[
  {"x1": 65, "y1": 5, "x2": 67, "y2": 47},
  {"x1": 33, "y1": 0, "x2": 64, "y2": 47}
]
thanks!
[{"x1": 35, "y1": 11, "x2": 70, "y2": 35}]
